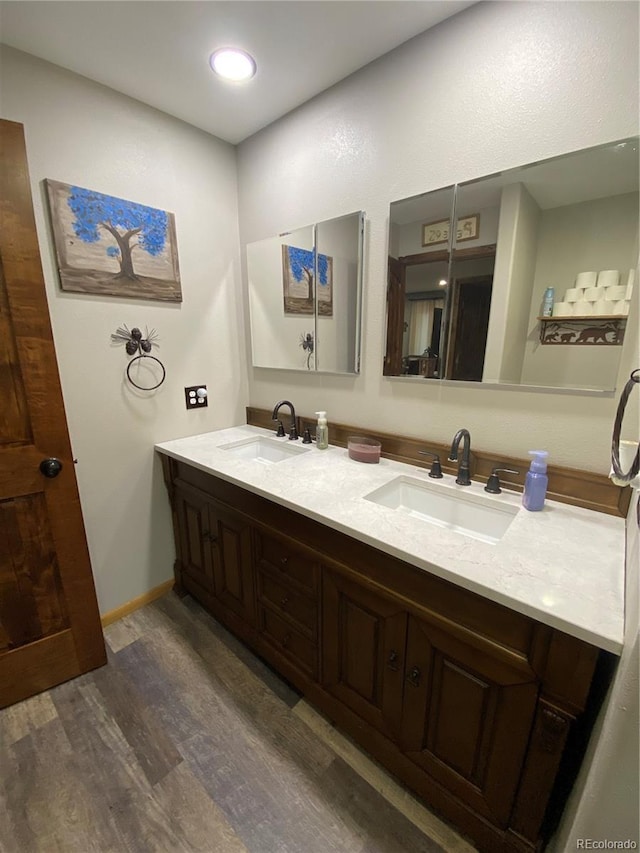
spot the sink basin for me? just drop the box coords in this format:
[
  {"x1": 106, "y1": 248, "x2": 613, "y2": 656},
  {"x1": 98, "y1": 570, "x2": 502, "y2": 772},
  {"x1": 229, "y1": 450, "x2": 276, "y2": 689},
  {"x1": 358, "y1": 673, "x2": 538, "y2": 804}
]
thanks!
[
  {"x1": 364, "y1": 476, "x2": 518, "y2": 544},
  {"x1": 219, "y1": 436, "x2": 311, "y2": 463}
]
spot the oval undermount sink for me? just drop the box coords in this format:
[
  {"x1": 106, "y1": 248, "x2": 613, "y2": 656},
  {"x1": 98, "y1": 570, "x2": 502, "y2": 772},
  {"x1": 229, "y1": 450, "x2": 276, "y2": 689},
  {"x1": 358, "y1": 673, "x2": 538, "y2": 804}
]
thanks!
[
  {"x1": 364, "y1": 475, "x2": 519, "y2": 544},
  {"x1": 219, "y1": 436, "x2": 311, "y2": 463}
]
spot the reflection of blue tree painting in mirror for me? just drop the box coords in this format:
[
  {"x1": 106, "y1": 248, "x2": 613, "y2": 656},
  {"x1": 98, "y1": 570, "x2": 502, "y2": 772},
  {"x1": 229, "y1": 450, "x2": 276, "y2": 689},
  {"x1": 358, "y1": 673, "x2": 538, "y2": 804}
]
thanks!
[
  {"x1": 45, "y1": 179, "x2": 182, "y2": 302},
  {"x1": 282, "y1": 245, "x2": 332, "y2": 316}
]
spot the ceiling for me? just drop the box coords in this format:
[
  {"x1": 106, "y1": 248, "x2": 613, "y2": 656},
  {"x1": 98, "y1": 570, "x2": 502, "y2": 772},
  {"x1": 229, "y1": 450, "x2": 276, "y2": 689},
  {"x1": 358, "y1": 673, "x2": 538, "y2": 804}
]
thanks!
[{"x1": 0, "y1": 1, "x2": 475, "y2": 144}]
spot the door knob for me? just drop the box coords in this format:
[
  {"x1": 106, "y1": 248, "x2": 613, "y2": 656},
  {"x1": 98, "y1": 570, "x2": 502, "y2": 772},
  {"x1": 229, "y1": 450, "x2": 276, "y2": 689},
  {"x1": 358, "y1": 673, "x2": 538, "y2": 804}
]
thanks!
[{"x1": 39, "y1": 458, "x2": 63, "y2": 478}]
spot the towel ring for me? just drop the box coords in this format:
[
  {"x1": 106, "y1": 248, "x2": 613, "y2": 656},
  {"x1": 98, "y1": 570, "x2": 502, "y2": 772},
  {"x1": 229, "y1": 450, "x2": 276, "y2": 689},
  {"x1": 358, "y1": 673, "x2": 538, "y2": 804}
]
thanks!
[
  {"x1": 126, "y1": 354, "x2": 166, "y2": 391},
  {"x1": 610, "y1": 368, "x2": 640, "y2": 484}
]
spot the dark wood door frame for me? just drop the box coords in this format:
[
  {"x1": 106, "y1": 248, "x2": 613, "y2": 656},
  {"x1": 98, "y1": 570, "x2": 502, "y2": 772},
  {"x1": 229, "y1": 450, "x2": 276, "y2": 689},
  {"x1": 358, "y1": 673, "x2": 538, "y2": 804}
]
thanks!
[{"x1": 386, "y1": 245, "x2": 497, "y2": 377}]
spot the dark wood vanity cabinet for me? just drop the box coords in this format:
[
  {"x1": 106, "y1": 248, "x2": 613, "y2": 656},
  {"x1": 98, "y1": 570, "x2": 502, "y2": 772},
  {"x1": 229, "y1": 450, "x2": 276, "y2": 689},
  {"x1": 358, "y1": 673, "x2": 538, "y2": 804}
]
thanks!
[
  {"x1": 161, "y1": 456, "x2": 604, "y2": 853},
  {"x1": 254, "y1": 530, "x2": 320, "y2": 680},
  {"x1": 323, "y1": 566, "x2": 542, "y2": 832},
  {"x1": 322, "y1": 569, "x2": 408, "y2": 741},
  {"x1": 172, "y1": 482, "x2": 255, "y2": 631}
]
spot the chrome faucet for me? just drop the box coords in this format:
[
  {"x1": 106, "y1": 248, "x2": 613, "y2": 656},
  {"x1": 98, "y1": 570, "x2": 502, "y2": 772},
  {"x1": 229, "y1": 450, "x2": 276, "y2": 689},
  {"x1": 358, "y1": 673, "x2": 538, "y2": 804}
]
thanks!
[
  {"x1": 448, "y1": 428, "x2": 472, "y2": 486},
  {"x1": 271, "y1": 400, "x2": 298, "y2": 440}
]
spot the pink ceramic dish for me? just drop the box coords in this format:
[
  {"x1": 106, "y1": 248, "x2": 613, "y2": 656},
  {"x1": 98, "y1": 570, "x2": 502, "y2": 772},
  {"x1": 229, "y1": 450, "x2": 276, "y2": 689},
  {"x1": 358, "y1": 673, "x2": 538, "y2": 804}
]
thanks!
[{"x1": 347, "y1": 435, "x2": 382, "y2": 463}]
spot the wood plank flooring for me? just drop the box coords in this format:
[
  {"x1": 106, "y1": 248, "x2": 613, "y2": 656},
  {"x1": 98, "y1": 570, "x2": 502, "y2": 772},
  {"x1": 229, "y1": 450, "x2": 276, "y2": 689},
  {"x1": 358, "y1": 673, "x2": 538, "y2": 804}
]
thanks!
[{"x1": 0, "y1": 593, "x2": 477, "y2": 853}]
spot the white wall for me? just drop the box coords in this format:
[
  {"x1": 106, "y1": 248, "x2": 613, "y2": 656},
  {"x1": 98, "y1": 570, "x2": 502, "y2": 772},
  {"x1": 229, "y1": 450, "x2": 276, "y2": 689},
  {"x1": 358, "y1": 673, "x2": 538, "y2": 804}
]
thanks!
[
  {"x1": 551, "y1": 490, "x2": 640, "y2": 849},
  {"x1": 248, "y1": 227, "x2": 316, "y2": 370},
  {"x1": 499, "y1": 184, "x2": 540, "y2": 384},
  {"x1": 0, "y1": 46, "x2": 250, "y2": 614},
  {"x1": 237, "y1": 0, "x2": 639, "y2": 473},
  {"x1": 315, "y1": 213, "x2": 361, "y2": 373},
  {"x1": 484, "y1": 182, "x2": 540, "y2": 382},
  {"x1": 520, "y1": 193, "x2": 639, "y2": 389}
]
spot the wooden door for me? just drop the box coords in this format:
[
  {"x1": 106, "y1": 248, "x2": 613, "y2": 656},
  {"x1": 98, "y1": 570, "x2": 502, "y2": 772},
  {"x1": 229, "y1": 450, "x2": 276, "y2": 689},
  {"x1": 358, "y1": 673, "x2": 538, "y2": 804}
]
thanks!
[
  {"x1": 0, "y1": 119, "x2": 106, "y2": 708},
  {"x1": 322, "y1": 569, "x2": 407, "y2": 740},
  {"x1": 209, "y1": 500, "x2": 255, "y2": 626},
  {"x1": 383, "y1": 256, "x2": 406, "y2": 375},
  {"x1": 446, "y1": 276, "x2": 493, "y2": 381},
  {"x1": 400, "y1": 614, "x2": 538, "y2": 828}
]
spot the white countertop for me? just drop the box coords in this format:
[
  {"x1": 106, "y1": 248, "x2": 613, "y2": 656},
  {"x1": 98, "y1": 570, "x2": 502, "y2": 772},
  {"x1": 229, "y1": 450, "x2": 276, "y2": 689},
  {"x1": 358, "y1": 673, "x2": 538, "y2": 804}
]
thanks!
[{"x1": 156, "y1": 425, "x2": 626, "y2": 655}]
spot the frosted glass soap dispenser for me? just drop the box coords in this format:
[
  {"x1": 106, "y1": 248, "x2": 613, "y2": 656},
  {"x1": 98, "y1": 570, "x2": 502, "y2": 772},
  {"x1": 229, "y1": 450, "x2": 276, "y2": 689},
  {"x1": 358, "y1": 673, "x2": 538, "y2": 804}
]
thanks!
[
  {"x1": 315, "y1": 412, "x2": 329, "y2": 449},
  {"x1": 522, "y1": 451, "x2": 549, "y2": 511}
]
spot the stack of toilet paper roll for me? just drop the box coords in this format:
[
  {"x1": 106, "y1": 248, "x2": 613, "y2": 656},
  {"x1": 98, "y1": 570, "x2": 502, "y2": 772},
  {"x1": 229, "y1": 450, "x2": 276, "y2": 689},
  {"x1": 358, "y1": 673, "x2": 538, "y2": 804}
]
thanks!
[{"x1": 551, "y1": 269, "x2": 634, "y2": 317}]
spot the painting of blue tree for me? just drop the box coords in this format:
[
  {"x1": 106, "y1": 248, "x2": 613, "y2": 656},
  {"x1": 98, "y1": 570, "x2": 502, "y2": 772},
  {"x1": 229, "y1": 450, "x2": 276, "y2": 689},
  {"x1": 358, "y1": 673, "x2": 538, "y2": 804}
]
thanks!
[
  {"x1": 282, "y1": 245, "x2": 332, "y2": 316},
  {"x1": 45, "y1": 180, "x2": 182, "y2": 302}
]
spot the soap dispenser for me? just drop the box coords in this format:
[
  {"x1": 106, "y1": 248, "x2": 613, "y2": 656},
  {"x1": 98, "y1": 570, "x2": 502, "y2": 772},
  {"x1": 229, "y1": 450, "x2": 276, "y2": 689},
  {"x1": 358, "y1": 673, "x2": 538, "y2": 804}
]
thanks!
[
  {"x1": 522, "y1": 451, "x2": 549, "y2": 511},
  {"x1": 315, "y1": 412, "x2": 329, "y2": 450}
]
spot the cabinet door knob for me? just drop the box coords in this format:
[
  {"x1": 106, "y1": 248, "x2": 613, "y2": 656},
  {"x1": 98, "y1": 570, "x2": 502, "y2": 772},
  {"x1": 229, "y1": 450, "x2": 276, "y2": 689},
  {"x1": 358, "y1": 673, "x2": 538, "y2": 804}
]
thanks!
[
  {"x1": 387, "y1": 649, "x2": 399, "y2": 671},
  {"x1": 282, "y1": 633, "x2": 291, "y2": 648},
  {"x1": 280, "y1": 556, "x2": 289, "y2": 567},
  {"x1": 281, "y1": 596, "x2": 289, "y2": 608},
  {"x1": 406, "y1": 666, "x2": 421, "y2": 687}
]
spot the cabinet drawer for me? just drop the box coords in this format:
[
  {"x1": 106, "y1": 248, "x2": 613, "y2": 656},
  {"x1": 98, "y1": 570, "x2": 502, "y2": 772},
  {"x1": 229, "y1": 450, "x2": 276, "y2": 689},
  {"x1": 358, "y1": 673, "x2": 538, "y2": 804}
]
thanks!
[
  {"x1": 255, "y1": 532, "x2": 318, "y2": 593},
  {"x1": 257, "y1": 570, "x2": 317, "y2": 636},
  {"x1": 258, "y1": 606, "x2": 317, "y2": 677}
]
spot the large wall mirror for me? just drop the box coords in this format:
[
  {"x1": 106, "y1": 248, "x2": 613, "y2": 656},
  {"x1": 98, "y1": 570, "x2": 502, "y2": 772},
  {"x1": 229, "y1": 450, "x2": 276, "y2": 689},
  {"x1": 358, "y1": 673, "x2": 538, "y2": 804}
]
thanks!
[
  {"x1": 384, "y1": 138, "x2": 639, "y2": 392},
  {"x1": 247, "y1": 211, "x2": 364, "y2": 373}
]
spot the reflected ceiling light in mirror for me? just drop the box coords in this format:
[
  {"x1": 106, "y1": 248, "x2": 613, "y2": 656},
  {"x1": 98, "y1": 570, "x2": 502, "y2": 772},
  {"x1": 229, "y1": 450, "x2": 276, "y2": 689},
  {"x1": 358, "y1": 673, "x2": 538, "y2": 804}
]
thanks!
[
  {"x1": 439, "y1": 279, "x2": 448, "y2": 286},
  {"x1": 209, "y1": 48, "x2": 256, "y2": 82}
]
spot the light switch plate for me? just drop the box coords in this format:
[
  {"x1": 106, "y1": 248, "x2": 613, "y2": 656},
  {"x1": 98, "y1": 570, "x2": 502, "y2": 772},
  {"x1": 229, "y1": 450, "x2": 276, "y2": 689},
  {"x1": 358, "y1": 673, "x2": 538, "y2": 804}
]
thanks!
[{"x1": 184, "y1": 385, "x2": 208, "y2": 409}]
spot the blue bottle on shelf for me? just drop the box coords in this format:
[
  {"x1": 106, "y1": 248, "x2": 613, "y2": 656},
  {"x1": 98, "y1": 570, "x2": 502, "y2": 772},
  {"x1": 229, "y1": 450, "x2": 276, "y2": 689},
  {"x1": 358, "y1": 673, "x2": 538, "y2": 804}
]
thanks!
[{"x1": 522, "y1": 451, "x2": 549, "y2": 511}]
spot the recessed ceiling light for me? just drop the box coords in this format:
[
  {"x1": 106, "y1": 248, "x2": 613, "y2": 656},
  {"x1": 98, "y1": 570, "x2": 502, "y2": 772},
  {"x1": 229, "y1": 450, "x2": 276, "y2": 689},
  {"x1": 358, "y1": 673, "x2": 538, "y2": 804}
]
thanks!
[
  {"x1": 439, "y1": 279, "x2": 448, "y2": 286},
  {"x1": 209, "y1": 48, "x2": 256, "y2": 82}
]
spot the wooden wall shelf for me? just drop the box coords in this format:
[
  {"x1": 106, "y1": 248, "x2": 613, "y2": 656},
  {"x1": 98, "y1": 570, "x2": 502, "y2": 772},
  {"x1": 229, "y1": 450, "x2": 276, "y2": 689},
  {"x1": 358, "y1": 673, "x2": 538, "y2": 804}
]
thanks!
[{"x1": 538, "y1": 316, "x2": 627, "y2": 346}]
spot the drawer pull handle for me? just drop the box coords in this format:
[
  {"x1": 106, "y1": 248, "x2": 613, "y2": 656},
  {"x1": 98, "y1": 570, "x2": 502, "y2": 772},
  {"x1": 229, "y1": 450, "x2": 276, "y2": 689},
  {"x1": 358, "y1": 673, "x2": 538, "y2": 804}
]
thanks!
[
  {"x1": 387, "y1": 650, "x2": 399, "y2": 671},
  {"x1": 281, "y1": 596, "x2": 289, "y2": 608},
  {"x1": 282, "y1": 633, "x2": 291, "y2": 648},
  {"x1": 203, "y1": 531, "x2": 218, "y2": 543},
  {"x1": 406, "y1": 666, "x2": 421, "y2": 687}
]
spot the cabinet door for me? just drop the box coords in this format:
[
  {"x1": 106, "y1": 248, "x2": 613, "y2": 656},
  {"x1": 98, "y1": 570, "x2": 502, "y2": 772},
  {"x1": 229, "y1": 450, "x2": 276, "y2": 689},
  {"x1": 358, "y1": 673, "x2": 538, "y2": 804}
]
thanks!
[
  {"x1": 322, "y1": 570, "x2": 407, "y2": 740},
  {"x1": 401, "y1": 614, "x2": 538, "y2": 828},
  {"x1": 174, "y1": 486, "x2": 215, "y2": 594},
  {"x1": 209, "y1": 501, "x2": 255, "y2": 625}
]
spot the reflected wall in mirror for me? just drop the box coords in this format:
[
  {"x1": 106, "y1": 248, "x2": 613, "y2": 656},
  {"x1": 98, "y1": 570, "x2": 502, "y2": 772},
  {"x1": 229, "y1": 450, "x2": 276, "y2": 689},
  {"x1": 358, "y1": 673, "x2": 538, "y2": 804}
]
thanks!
[
  {"x1": 248, "y1": 211, "x2": 364, "y2": 373},
  {"x1": 384, "y1": 138, "x2": 639, "y2": 392}
]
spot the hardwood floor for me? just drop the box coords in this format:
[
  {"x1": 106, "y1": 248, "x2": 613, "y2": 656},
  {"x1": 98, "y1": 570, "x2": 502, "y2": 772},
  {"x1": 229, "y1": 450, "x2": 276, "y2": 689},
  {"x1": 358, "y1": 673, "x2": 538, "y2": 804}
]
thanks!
[{"x1": 0, "y1": 593, "x2": 477, "y2": 853}]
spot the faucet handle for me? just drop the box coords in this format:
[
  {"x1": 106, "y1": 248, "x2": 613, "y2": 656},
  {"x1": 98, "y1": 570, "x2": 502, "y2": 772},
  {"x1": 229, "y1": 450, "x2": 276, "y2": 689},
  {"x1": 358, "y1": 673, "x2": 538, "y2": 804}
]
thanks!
[
  {"x1": 274, "y1": 419, "x2": 286, "y2": 437},
  {"x1": 484, "y1": 467, "x2": 520, "y2": 494},
  {"x1": 418, "y1": 450, "x2": 443, "y2": 479},
  {"x1": 288, "y1": 424, "x2": 299, "y2": 441}
]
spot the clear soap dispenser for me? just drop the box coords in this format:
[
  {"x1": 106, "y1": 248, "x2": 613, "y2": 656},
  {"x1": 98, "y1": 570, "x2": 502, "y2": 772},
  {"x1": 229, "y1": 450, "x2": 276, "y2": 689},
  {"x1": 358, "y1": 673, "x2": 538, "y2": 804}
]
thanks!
[
  {"x1": 315, "y1": 411, "x2": 329, "y2": 449},
  {"x1": 522, "y1": 451, "x2": 549, "y2": 511}
]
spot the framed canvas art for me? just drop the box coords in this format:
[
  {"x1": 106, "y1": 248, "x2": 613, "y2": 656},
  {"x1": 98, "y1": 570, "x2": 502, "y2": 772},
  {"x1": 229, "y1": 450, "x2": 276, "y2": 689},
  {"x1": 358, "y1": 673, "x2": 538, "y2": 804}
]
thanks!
[{"x1": 45, "y1": 180, "x2": 182, "y2": 302}]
